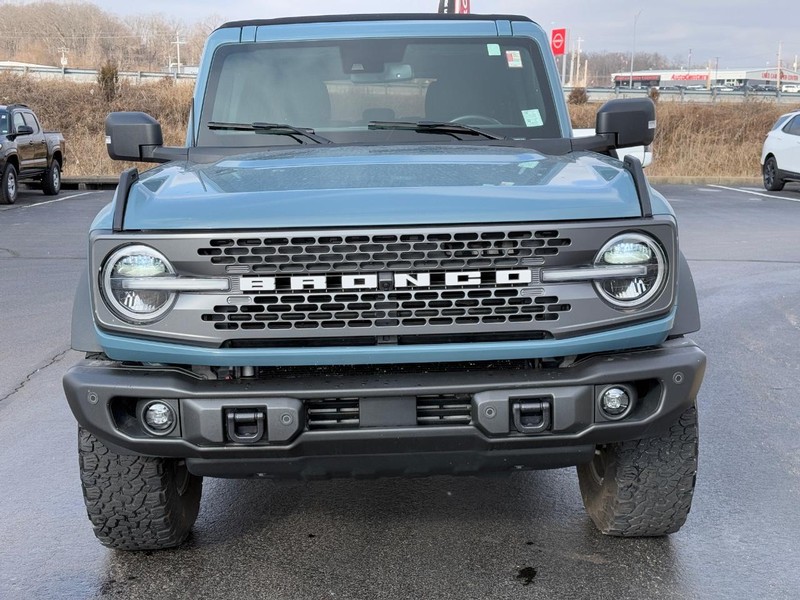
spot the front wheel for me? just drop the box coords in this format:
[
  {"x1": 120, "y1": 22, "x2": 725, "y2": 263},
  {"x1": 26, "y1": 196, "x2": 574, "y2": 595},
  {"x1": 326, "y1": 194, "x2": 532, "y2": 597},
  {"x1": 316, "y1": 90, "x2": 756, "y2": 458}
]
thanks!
[
  {"x1": 763, "y1": 156, "x2": 784, "y2": 191},
  {"x1": 0, "y1": 162, "x2": 18, "y2": 204},
  {"x1": 42, "y1": 160, "x2": 61, "y2": 195},
  {"x1": 78, "y1": 427, "x2": 203, "y2": 550},
  {"x1": 577, "y1": 405, "x2": 698, "y2": 536}
]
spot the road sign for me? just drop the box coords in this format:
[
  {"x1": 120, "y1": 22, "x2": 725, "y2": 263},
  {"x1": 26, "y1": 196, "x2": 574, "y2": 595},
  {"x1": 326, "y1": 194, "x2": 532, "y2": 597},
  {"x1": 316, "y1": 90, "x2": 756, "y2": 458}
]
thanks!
[
  {"x1": 455, "y1": 0, "x2": 470, "y2": 14},
  {"x1": 551, "y1": 28, "x2": 566, "y2": 56}
]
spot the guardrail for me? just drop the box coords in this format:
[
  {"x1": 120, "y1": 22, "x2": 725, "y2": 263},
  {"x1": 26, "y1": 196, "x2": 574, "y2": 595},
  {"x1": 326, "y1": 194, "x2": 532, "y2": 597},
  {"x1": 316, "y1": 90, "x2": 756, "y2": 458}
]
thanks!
[
  {"x1": 0, "y1": 64, "x2": 196, "y2": 84},
  {"x1": 5, "y1": 65, "x2": 800, "y2": 102},
  {"x1": 567, "y1": 87, "x2": 800, "y2": 104}
]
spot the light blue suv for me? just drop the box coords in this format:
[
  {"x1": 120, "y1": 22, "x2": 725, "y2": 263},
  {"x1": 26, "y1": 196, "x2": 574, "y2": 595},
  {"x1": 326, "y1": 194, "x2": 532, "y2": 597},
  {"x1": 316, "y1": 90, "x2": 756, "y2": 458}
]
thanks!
[{"x1": 64, "y1": 13, "x2": 705, "y2": 549}]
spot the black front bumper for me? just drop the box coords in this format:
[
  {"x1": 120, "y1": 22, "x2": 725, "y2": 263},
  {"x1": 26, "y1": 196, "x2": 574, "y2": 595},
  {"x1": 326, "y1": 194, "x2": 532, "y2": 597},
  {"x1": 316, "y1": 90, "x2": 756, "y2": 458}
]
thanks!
[{"x1": 63, "y1": 339, "x2": 705, "y2": 479}]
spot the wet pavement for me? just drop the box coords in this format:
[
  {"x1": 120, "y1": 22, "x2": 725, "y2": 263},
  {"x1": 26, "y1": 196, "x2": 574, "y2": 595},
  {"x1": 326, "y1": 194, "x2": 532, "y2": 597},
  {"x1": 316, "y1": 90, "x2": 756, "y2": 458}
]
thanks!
[{"x1": 1, "y1": 185, "x2": 799, "y2": 599}]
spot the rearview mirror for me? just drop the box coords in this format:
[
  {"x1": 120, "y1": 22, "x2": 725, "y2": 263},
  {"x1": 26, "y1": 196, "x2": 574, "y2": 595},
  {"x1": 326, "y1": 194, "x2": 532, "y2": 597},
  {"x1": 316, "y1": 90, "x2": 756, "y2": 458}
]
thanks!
[
  {"x1": 105, "y1": 112, "x2": 165, "y2": 162},
  {"x1": 15, "y1": 125, "x2": 33, "y2": 135},
  {"x1": 595, "y1": 98, "x2": 656, "y2": 148},
  {"x1": 351, "y1": 63, "x2": 414, "y2": 83}
]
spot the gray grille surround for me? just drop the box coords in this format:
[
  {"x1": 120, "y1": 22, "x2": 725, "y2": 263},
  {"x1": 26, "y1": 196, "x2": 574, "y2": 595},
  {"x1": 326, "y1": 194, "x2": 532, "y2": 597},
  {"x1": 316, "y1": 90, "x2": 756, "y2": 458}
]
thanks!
[{"x1": 90, "y1": 220, "x2": 677, "y2": 347}]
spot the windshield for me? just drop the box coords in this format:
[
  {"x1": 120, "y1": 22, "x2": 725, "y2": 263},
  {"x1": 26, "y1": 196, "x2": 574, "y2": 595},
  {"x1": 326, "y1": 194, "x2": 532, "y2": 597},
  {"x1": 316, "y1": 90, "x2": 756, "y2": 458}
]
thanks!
[
  {"x1": 198, "y1": 37, "x2": 560, "y2": 147},
  {"x1": 0, "y1": 111, "x2": 8, "y2": 136}
]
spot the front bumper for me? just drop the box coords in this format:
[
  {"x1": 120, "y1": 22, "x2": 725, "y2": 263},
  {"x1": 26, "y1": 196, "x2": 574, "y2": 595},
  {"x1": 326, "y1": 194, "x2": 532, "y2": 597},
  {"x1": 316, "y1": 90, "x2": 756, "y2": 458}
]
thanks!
[{"x1": 63, "y1": 338, "x2": 705, "y2": 479}]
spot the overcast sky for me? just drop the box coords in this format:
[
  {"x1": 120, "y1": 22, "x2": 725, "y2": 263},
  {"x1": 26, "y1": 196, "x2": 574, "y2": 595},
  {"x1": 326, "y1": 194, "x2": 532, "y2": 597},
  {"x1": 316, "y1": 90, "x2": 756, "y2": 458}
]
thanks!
[{"x1": 98, "y1": 0, "x2": 798, "y2": 70}]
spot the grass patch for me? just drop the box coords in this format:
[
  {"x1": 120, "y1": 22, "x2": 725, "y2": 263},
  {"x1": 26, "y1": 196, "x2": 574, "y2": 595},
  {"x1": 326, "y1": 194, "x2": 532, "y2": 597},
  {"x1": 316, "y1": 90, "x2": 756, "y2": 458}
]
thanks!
[{"x1": 570, "y1": 99, "x2": 800, "y2": 178}]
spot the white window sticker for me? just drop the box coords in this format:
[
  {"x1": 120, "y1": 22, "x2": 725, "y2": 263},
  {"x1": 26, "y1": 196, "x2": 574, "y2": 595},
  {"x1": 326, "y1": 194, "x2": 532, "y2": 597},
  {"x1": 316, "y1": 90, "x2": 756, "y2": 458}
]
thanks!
[
  {"x1": 506, "y1": 50, "x2": 523, "y2": 68},
  {"x1": 521, "y1": 109, "x2": 543, "y2": 127},
  {"x1": 487, "y1": 43, "x2": 501, "y2": 56}
]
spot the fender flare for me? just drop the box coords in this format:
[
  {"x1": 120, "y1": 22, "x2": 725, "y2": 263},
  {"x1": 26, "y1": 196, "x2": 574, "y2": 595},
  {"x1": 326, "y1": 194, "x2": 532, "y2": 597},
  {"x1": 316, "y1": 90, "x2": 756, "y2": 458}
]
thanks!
[
  {"x1": 669, "y1": 252, "x2": 701, "y2": 336},
  {"x1": 71, "y1": 266, "x2": 103, "y2": 352}
]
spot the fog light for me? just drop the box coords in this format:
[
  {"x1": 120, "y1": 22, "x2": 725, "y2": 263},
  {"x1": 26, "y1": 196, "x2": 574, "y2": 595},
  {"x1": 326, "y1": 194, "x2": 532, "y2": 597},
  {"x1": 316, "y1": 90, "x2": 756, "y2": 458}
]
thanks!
[
  {"x1": 600, "y1": 387, "x2": 631, "y2": 417},
  {"x1": 143, "y1": 401, "x2": 176, "y2": 434}
]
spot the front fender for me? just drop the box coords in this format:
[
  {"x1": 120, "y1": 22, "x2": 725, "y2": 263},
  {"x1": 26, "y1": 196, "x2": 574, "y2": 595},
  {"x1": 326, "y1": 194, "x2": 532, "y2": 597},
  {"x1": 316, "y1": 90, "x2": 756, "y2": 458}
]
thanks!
[{"x1": 71, "y1": 266, "x2": 102, "y2": 352}]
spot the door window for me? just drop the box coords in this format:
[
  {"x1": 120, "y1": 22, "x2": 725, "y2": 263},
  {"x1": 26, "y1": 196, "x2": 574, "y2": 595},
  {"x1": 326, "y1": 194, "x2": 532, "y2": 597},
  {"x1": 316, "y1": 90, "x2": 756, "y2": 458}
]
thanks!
[
  {"x1": 12, "y1": 112, "x2": 26, "y2": 132},
  {"x1": 784, "y1": 115, "x2": 800, "y2": 136}
]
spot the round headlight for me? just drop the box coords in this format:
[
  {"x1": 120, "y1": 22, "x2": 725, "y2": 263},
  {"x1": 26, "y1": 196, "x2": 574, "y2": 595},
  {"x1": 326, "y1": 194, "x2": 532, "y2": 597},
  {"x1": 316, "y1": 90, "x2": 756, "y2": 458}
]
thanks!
[
  {"x1": 594, "y1": 233, "x2": 666, "y2": 308},
  {"x1": 101, "y1": 245, "x2": 176, "y2": 323}
]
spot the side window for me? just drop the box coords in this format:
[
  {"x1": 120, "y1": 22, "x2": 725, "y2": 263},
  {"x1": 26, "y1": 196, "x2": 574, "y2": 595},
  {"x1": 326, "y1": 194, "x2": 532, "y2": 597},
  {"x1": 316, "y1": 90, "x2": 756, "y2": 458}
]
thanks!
[
  {"x1": 23, "y1": 112, "x2": 40, "y2": 133},
  {"x1": 786, "y1": 116, "x2": 800, "y2": 136},
  {"x1": 12, "y1": 112, "x2": 26, "y2": 132}
]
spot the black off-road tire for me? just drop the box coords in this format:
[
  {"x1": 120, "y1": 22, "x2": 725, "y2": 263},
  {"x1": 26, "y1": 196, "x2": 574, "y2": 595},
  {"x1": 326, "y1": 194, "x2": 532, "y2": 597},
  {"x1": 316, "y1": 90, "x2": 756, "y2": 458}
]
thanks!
[
  {"x1": 0, "y1": 162, "x2": 18, "y2": 204},
  {"x1": 763, "y1": 156, "x2": 785, "y2": 191},
  {"x1": 42, "y1": 159, "x2": 61, "y2": 195},
  {"x1": 78, "y1": 427, "x2": 203, "y2": 550},
  {"x1": 577, "y1": 405, "x2": 698, "y2": 537}
]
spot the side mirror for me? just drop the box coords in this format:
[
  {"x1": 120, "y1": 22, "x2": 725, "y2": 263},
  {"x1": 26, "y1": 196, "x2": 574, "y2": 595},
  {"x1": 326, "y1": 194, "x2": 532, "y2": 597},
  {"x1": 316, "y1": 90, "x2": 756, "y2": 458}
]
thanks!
[
  {"x1": 16, "y1": 125, "x2": 34, "y2": 135},
  {"x1": 105, "y1": 112, "x2": 165, "y2": 162},
  {"x1": 595, "y1": 98, "x2": 656, "y2": 148}
]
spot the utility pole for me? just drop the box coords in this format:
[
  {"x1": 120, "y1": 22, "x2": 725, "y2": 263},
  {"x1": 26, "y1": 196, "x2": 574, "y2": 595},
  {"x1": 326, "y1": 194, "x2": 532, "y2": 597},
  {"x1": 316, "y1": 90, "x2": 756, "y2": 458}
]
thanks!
[
  {"x1": 569, "y1": 40, "x2": 575, "y2": 85},
  {"x1": 57, "y1": 46, "x2": 69, "y2": 68},
  {"x1": 574, "y1": 36, "x2": 583, "y2": 87},
  {"x1": 628, "y1": 10, "x2": 642, "y2": 89},
  {"x1": 171, "y1": 32, "x2": 185, "y2": 74},
  {"x1": 776, "y1": 41, "x2": 782, "y2": 91},
  {"x1": 687, "y1": 48, "x2": 692, "y2": 76},
  {"x1": 714, "y1": 56, "x2": 720, "y2": 85}
]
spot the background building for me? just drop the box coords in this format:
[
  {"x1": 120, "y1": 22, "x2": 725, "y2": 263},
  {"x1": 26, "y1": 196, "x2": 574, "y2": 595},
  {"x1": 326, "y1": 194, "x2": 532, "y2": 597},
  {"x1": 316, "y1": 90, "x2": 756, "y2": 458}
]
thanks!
[{"x1": 611, "y1": 67, "x2": 800, "y2": 89}]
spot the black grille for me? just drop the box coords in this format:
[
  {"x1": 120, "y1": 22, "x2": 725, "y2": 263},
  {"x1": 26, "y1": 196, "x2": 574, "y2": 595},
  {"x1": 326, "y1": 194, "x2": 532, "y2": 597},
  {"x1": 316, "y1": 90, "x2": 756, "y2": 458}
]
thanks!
[
  {"x1": 304, "y1": 394, "x2": 473, "y2": 431},
  {"x1": 202, "y1": 290, "x2": 571, "y2": 331},
  {"x1": 305, "y1": 398, "x2": 359, "y2": 430},
  {"x1": 198, "y1": 230, "x2": 571, "y2": 272},
  {"x1": 416, "y1": 394, "x2": 473, "y2": 426}
]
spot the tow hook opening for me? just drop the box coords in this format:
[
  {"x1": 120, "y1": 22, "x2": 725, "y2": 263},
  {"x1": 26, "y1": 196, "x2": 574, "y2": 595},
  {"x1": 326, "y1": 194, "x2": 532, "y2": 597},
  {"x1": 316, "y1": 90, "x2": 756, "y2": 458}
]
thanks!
[
  {"x1": 225, "y1": 408, "x2": 266, "y2": 444},
  {"x1": 511, "y1": 399, "x2": 552, "y2": 434}
]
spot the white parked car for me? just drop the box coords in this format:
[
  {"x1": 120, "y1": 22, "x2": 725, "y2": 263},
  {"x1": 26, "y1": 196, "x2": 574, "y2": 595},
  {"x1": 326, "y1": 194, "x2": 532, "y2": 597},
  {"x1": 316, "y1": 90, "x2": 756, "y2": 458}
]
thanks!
[
  {"x1": 573, "y1": 128, "x2": 653, "y2": 167},
  {"x1": 781, "y1": 83, "x2": 800, "y2": 93},
  {"x1": 761, "y1": 110, "x2": 800, "y2": 190}
]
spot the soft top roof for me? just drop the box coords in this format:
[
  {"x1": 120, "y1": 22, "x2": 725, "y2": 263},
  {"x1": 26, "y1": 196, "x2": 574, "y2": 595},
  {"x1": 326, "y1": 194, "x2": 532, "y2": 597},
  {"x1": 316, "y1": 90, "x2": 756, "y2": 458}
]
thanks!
[{"x1": 219, "y1": 13, "x2": 533, "y2": 30}]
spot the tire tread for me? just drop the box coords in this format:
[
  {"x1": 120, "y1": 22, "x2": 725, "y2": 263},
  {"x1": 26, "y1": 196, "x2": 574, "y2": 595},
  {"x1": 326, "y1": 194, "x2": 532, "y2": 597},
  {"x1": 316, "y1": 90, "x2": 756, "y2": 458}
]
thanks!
[
  {"x1": 578, "y1": 406, "x2": 698, "y2": 537},
  {"x1": 78, "y1": 427, "x2": 202, "y2": 550}
]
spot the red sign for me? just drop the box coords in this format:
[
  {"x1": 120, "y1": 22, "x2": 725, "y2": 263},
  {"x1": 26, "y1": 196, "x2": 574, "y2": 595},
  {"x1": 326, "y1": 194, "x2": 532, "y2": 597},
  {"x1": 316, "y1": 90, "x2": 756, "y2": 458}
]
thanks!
[
  {"x1": 455, "y1": 0, "x2": 470, "y2": 14},
  {"x1": 672, "y1": 74, "x2": 707, "y2": 81},
  {"x1": 762, "y1": 70, "x2": 799, "y2": 81},
  {"x1": 550, "y1": 28, "x2": 566, "y2": 56}
]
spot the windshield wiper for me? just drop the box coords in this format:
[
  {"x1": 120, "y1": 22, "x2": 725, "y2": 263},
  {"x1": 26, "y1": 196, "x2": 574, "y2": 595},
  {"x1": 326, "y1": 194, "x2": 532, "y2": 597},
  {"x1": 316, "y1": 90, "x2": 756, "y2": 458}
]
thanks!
[
  {"x1": 368, "y1": 120, "x2": 506, "y2": 140},
  {"x1": 207, "y1": 121, "x2": 333, "y2": 144}
]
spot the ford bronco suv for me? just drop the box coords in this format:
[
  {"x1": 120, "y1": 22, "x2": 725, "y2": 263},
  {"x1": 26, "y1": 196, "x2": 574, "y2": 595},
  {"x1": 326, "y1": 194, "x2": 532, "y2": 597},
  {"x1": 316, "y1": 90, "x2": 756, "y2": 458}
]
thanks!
[{"x1": 64, "y1": 14, "x2": 705, "y2": 550}]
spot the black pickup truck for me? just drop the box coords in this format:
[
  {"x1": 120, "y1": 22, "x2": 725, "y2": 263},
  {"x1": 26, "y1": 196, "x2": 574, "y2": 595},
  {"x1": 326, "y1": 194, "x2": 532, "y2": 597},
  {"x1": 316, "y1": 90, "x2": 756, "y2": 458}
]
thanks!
[{"x1": 0, "y1": 103, "x2": 65, "y2": 204}]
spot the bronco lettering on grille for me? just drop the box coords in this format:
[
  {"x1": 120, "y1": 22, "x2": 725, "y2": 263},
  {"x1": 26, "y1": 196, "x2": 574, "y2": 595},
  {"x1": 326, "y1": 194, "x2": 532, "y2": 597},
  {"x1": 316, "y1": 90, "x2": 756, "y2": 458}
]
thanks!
[{"x1": 240, "y1": 269, "x2": 532, "y2": 292}]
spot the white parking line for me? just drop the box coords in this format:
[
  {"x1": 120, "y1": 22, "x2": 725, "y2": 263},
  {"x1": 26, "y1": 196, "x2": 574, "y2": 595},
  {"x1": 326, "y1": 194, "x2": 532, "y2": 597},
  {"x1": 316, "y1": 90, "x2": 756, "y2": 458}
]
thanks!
[
  {"x1": 19, "y1": 191, "x2": 97, "y2": 208},
  {"x1": 708, "y1": 184, "x2": 800, "y2": 202}
]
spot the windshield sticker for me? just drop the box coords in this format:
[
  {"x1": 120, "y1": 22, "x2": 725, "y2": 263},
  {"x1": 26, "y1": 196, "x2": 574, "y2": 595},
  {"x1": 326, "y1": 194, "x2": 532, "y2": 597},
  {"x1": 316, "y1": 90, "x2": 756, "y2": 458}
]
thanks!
[
  {"x1": 506, "y1": 50, "x2": 523, "y2": 68},
  {"x1": 521, "y1": 109, "x2": 543, "y2": 127},
  {"x1": 487, "y1": 43, "x2": 501, "y2": 56}
]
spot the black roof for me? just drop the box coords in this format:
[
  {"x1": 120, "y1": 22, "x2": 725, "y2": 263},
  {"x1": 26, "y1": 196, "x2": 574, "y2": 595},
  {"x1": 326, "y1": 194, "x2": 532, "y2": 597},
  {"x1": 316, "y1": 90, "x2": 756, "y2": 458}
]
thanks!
[
  {"x1": 0, "y1": 103, "x2": 29, "y2": 111},
  {"x1": 220, "y1": 13, "x2": 533, "y2": 30}
]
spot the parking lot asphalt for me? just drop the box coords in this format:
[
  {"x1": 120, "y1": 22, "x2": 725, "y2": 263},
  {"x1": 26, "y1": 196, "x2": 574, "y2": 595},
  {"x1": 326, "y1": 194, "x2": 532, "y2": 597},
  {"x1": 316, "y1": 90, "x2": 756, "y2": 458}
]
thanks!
[{"x1": 1, "y1": 183, "x2": 799, "y2": 599}]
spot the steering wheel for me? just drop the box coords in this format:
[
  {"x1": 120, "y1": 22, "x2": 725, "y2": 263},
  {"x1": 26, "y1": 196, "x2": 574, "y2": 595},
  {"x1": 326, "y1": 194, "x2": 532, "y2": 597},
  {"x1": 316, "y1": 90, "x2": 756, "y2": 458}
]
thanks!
[{"x1": 449, "y1": 114, "x2": 503, "y2": 125}]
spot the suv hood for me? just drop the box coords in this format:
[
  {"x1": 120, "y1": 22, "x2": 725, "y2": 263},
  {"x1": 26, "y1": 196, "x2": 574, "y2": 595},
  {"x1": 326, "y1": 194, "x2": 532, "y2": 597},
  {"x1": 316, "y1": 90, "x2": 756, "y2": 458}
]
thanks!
[{"x1": 119, "y1": 145, "x2": 647, "y2": 230}]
